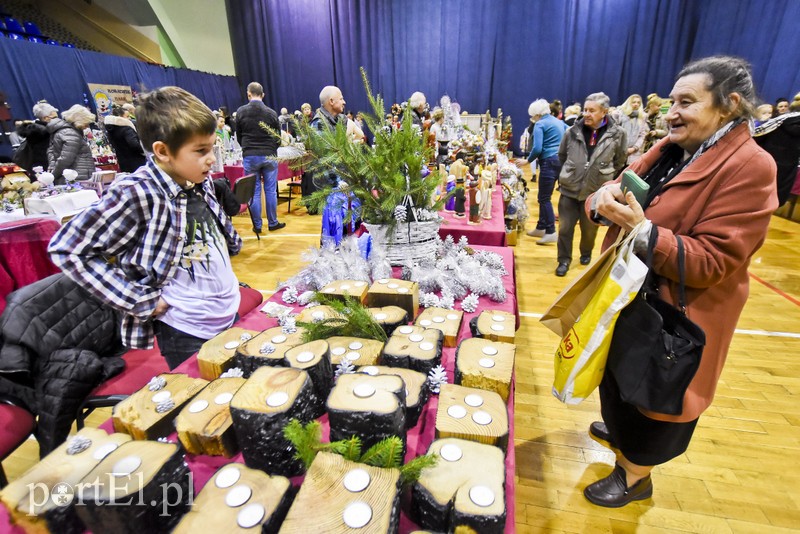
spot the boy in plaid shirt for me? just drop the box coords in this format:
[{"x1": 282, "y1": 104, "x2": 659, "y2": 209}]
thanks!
[{"x1": 49, "y1": 87, "x2": 242, "y2": 369}]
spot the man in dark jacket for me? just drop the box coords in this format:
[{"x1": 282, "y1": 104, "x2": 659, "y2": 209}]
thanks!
[
  {"x1": 235, "y1": 82, "x2": 284, "y2": 233},
  {"x1": 13, "y1": 101, "x2": 58, "y2": 177},
  {"x1": 754, "y1": 111, "x2": 800, "y2": 206}
]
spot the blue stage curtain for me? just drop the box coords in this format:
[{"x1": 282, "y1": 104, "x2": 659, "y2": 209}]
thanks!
[
  {"x1": 227, "y1": 0, "x2": 800, "y2": 150},
  {"x1": 0, "y1": 38, "x2": 242, "y2": 127}
]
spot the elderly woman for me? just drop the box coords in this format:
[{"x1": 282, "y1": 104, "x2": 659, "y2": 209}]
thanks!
[
  {"x1": 585, "y1": 56, "x2": 777, "y2": 507},
  {"x1": 516, "y1": 99, "x2": 567, "y2": 244},
  {"x1": 407, "y1": 91, "x2": 427, "y2": 128},
  {"x1": 615, "y1": 94, "x2": 649, "y2": 164},
  {"x1": 47, "y1": 104, "x2": 96, "y2": 182}
]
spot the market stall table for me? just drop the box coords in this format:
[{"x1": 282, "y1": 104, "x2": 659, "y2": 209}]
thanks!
[
  {"x1": 211, "y1": 162, "x2": 301, "y2": 189},
  {"x1": 438, "y1": 185, "x2": 507, "y2": 246},
  {"x1": 0, "y1": 246, "x2": 517, "y2": 533}
]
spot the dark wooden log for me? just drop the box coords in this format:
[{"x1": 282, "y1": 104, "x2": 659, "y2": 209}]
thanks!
[
  {"x1": 368, "y1": 305, "x2": 409, "y2": 336},
  {"x1": 412, "y1": 438, "x2": 506, "y2": 534},
  {"x1": 327, "y1": 374, "x2": 406, "y2": 453},
  {"x1": 357, "y1": 365, "x2": 429, "y2": 428},
  {"x1": 284, "y1": 339, "x2": 332, "y2": 418},
  {"x1": 470, "y1": 311, "x2": 515, "y2": 344},
  {"x1": 234, "y1": 326, "x2": 306, "y2": 377},
  {"x1": 230, "y1": 367, "x2": 319, "y2": 477},
  {"x1": 112, "y1": 373, "x2": 208, "y2": 440},
  {"x1": 381, "y1": 325, "x2": 443, "y2": 375},
  {"x1": 279, "y1": 451, "x2": 401, "y2": 533},
  {"x1": 414, "y1": 307, "x2": 463, "y2": 347},
  {"x1": 74, "y1": 441, "x2": 192, "y2": 534},
  {"x1": 197, "y1": 327, "x2": 263, "y2": 380},
  {"x1": 367, "y1": 279, "x2": 420, "y2": 320}
]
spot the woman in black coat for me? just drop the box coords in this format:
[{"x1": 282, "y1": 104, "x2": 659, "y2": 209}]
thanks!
[{"x1": 103, "y1": 104, "x2": 146, "y2": 173}]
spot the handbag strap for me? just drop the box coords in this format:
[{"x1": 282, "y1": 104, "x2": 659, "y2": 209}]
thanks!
[
  {"x1": 676, "y1": 235, "x2": 687, "y2": 313},
  {"x1": 643, "y1": 226, "x2": 689, "y2": 314}
]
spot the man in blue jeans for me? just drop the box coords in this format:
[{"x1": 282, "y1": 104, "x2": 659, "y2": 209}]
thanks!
[
  {"x1": 517, "y1": 99, "x2": 568, "y2": 245},
  {"x1": 235, "y1": 82, "x2": 285, "y2": 233}
]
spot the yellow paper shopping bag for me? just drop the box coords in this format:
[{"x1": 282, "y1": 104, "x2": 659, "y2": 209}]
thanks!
[{"x1": 551, "y1": 226, "x2": 649, "y2": 404}]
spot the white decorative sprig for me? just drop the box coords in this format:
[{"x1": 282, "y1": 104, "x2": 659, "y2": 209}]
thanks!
[
  {"x1": 66, "y1": 436, "x2": 92, "y2": 455},
  {"x1": 240, "y1": 332, "x2": 253, "y2": 342},
  {"x1": 297, "y1": 291, "x2": 316, "y2": 306},
  {"x1": 260, "y1": 342, "x2": 276, "y2": 355},
  {"x1": 439, "y1": 292, "x2": 455, "y2": 310},
  {"x1": 156, "y1": 399, "x2": 175, "y2": 413},
  {"x1": 220, "y1": 367, "x2": 244, "y2": 378},
  {"x1": 461, "y1": 293, "x2": 479, "y2": 313},
  {"x1": 419, "y1": 291, "x2": 441, "y2": 308},
  {"x1": 334, "y1": 359, "x2": 356, "y2": 378},
  {"x1": 281, "y1": 316, "x2": 297, "y2": 334},
  {"x1": 427, "y1": 364, "x2": 448, "y2": 394},
  {"x1": 147, "y1": 376, "x2": 166, "y2": 391}
]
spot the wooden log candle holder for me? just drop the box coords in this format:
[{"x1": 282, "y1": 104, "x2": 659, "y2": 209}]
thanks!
[
  {"x1": 366, "y1": 278, "x2": 419, "y2": 320},
  {"x1": 469, "y1": 311, "x2": 515, "y2": 344},
  {"x1": 327, "y1": 373, "x2": 406, "y2": 452},
  {"x1": 197, "y1": 327, "x2": 262, "y2": 380},
  {"x1": 382, "y1": 325, "x2": 444, "y2": 375},
  {"x1": 113, "y1": 373, "x2": 208, "y2": 440},
  {"x1": 230, "y1": 366, "x2": 319, "y2": 477},
  {"x1": 234, "y1": 326, "x2": 306, "y2": 377},
  {"x1": 284, "y1": 339, "x2": 333, "y2": 417},
  {"x1": 412, "y1": 438, "x2": 506, "y2": 534},
  {"x1": 175, "y1": 377, "x2": 246, "y2": 457},
  {"x1": 172, "y1": 463, "x2": 292, "y2": 533},
  {"x1": 279, "y1": 451, "x2": 401, "y2": 533},
  {"x1": 414, "y1": 307, "x2": 464, "y2": 347},
  {"x1": 435, "y1": 384, "x2": 508, "y2": 450},
  {"x1": 358, "y1": 365, "x2": 429, "y2": 428},
  {"x1": 368, "y1": 305, "x2": 409, "y2": 336},
  {"x1": 455, "y1": 338, "x2": 515, "y2": 402},
  {"x1": 0, "y1": 428, "x2": 131, "y2": 534},
  {"x1": 296, "y1": 305, "x2": 342, "y2": 324},
  {"x1": 75, "y1": 441, "x2": 192, "y2": 534},
  {"x1": 319, "y1": 279, "x2": 371, "y2": 303},
  {"x1": 326, "y1": 335, "x2": 384, "y2": 368}
]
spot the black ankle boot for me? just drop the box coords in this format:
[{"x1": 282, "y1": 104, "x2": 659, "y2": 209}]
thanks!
[{"x1": 584, "y1": 464, "x2": 653, "y2": 508}]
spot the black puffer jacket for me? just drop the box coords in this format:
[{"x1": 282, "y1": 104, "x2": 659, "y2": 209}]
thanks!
[
  {"x1": 103, "y1": 114, "x2": 146, "y2": 173},
  {"x1": 13, "y1": 120, "x2": 50, "y2": 174},
  {"x1": 0, "y1": 273, "x2": 125, "y2": 456}
]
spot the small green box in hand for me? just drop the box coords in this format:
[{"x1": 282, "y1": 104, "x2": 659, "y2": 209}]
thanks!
[{"x1": 621, "y1": 170, "x2": 650, "y2": 206}]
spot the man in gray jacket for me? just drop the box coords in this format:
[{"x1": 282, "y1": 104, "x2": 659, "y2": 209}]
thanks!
[{"x1": 555, "y1": 92, "x2": 627, "y2": 276}]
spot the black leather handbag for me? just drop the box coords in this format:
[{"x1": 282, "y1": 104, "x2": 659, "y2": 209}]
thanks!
[{"x1": 607, "y1": 229, "x2": 705, "y2": 415}]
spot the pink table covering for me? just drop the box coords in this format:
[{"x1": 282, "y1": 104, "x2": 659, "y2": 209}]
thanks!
[
  {"x1": 0, "y1": 246, "x2": 517, "y2": 533},
  {"x1": 438, "y1": 185, "x2": 507, "y2": 246}
]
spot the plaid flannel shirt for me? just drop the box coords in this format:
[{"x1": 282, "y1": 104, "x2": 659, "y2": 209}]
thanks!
[{"x1": 48, "y1": 158, "x2": 242, "y2": 349}]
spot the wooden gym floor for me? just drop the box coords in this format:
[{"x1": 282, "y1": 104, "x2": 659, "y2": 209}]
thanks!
[{"x1": 4, "y1": 174, "x2": 799, "y2": 533}]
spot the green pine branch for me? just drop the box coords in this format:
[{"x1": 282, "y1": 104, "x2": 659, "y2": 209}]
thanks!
[{"x1": 296, "y1": 293, "x2": 387, "y2": 343}]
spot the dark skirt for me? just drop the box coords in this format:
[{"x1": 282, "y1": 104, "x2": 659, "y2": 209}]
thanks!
[{"x1": 599, "y1": 370, "x2": 699, "y2": 466}]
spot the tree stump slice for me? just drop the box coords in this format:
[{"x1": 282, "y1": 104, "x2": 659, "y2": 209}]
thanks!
[
  {"x1": 358, "y1": 365, "x2": 429, "y2": 428},
  {"x1": 279, "y1": 451, "x2": 401, "y2": 533},
  {"x1": 367, "y1": 279, "x2": 420, "y2": 320},
  {"x1": 412, "y1": 438, "x2": 506, "y2": 534},
  {"x1": 284, "y1": 339, "x2": 333, "y2": 417},
  {"x1": 296, "y1": 305, "x2": 343, "y2": 324},
  {"x1": 472, "y1": 311, "x2": 515, "y2": 344},
  {"x1": 415, "y1": 307, "x2": 463, "y2": 347},
  {"x1": 230, "y1": 366, "x2": 319, "y2": 477},
  {"x1": 382, "y1": 326, "x2": 443, "y2": 375},
  {"x1": 327, "y1": 373, "x2": 407, "y2": 452},
  {"x1": 327, "y1": 336, "x2": 384, "y2": 367},
  {"x1": 75, "y1": 441, "x2": 192, "y2": 534},
  {"x1": 368, "y1": 305, "x2": 409, "y2": 336},
  {"x1": 112, "y1": 373, "x2": 208, "y2": 440},
  {"x1": 175, "y1": 377, "x2": 246, "y2": 457},
  {"x1": 173, "y1": 463, "x2": 292, "y2": 533},
  {"x1": 435, "y1": 384, "x2": 508, "y2": 450},
  {"x1": 455, "y1": 338, "x2": 515, "y2": 402},
  {"x1": 319, "y1": 279, "x2": 370, "y2": 304},
  {"x1": 0, "y1": 428, "x2": 131, "y2": 534},
  {"x1": 235, "y1": 326, "x2": 306, "y2": 377},
  {"x1": 197, "y1": 327, "x2": 263, "y2": 380}
]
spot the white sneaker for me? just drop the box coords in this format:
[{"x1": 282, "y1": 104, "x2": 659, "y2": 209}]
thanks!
[
  {"x1": 527, "y1": 228, "x2": 546, "y2": 238},
  {"x1": 536, "y1": 232, "x2": 557, "y2": 245}
]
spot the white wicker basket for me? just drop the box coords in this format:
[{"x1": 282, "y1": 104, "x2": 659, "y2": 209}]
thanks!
[{"x1": 363, "y1": 221, "x2": 441, "y2": 265}]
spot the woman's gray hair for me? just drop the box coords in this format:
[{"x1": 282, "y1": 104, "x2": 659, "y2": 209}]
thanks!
[
  {"x1": 528, "y1": 99, "x2": 551, "y2": 117},
  {"x1": 585, "y1": 92, "x2": 611, "y2": 109},
  {"x1": 61, "y1": 104, "x2": 96, "y2": 127},
  {"x1": 409, "y1": 91, "x2": 426, "y2": 109},
  {"x1": 32, "y1": 101, "x2": 58, "y2": 119},
  {"x1": 677, "y1": 56, "x2": 757, "y2": 120}
]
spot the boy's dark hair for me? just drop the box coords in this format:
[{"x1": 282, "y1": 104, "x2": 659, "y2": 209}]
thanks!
[{"x1": 136, "y1": 86, "x2": 216, "y2": 153}]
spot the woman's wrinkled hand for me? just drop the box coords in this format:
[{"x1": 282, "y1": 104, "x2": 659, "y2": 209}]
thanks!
[{"x1": 595, "y1": 184, "x2": 645, "y2": 232}]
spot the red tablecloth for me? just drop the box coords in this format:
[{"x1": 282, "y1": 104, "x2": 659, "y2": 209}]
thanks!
[
  {"x1": 438, "y1": 186, "x2": 507, "y2": 246},
  {"x1": 0, "y1": 246, "x2": 517, "y2": 533},
  {"x1": 0, "y1": 218, "x2": 61, "y2": 315}
]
